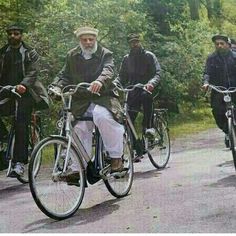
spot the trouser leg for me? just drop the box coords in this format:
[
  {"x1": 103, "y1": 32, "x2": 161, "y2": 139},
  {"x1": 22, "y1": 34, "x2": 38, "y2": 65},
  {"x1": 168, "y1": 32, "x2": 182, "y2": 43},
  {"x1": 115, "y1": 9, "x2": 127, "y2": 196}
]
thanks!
[
  {"x1": 141, "y1": 91, "x2": 154, "y2": 130},
  {"x1": 13, "y1": 96, "x2": 33, "y2": 164},
  {"x1": 93, "y1": 105, "x2": 124, "y2": 159},
  {"x1": 74, "y1": 120, "x2": 94, "y2": 157},
  {"x1": 212, "y1": 108, "x2": 228, "y2": 134}
]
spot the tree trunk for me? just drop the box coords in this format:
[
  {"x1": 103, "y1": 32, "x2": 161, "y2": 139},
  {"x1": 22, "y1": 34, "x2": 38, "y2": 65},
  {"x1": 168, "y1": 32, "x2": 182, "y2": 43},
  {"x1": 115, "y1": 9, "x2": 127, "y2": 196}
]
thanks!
[{"x1": 188, "y1": 0, "x2": 200, "y2": 20}]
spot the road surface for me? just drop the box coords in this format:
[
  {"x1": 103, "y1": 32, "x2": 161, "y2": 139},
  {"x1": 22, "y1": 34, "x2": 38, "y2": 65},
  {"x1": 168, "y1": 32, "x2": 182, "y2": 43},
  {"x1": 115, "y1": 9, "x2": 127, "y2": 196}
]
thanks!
[{"x1": 1, "y1": 127, "x2": 236, "y2": 233}]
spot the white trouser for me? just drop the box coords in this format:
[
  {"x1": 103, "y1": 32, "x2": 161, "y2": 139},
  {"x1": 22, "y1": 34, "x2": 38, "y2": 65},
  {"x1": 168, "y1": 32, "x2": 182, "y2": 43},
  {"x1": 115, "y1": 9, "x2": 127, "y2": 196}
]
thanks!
[{"x1": 74, "y1": 103, "x2": 124, "y2": 159}]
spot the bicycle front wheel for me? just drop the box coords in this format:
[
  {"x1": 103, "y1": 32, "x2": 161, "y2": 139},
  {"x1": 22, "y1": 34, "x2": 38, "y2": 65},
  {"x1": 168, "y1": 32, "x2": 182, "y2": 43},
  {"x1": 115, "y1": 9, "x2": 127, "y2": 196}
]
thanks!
[
  {"x1": 29, "y1": 136, "x2": 86, "y2": 220},
  {"x1": 100, "y1": 131, "x2": 134, "y2": 198},
  {"x1": 147, "y1": 117, "x2": 170, "y2": 169},
  {"x1": 228, "y1": 117, "x2": 236, "y2": 170}
]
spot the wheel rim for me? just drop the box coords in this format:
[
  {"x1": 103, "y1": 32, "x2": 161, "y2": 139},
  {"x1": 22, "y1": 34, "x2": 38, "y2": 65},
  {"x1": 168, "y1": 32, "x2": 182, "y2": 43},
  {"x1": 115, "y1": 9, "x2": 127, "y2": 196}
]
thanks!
[
  {"x1": 29, "y1": 139, "x2": 85, "y2": 219},
  {"x1": 148, "y1": 121, "x2": 170, "y2": 168},
  {"x1": 103, "y1": 132, "x2": 133, "y2": 197}
]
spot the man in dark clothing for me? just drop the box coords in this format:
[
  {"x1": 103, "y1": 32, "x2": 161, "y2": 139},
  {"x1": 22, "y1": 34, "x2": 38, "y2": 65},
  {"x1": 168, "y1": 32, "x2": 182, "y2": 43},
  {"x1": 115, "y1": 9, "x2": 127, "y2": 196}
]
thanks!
[
  {"x1": 117, "y1": 33, "x2": 161, "y2": 135},
  {"x1": 0, "y1": 24, "x2": 49, "y2": 177},
  {"x1": 203, "y1": 35, "x2": 236, "y2": 147}
]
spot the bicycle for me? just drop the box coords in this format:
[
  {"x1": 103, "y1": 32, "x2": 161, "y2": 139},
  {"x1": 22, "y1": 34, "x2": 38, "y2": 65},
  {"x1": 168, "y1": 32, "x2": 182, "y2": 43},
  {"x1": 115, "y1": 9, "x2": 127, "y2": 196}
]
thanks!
[
  {"x1": 208, "y1": 84, "x2": 236, "y2": 170},
  {"x1": 28, "y1": 82, "x2": 134, "y2": 220},
  {"x1": 0, "y1": 85, "x2": 41, "y2": 183},
  {"x1": 114, "y1": 82, "x2": 171, "y2": 169}
]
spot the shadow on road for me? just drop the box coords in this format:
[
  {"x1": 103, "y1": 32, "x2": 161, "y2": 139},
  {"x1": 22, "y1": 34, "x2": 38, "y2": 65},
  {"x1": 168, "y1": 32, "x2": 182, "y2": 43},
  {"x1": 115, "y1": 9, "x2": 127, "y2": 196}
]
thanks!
[
  {"x1": 0, "y1": 183, "x2": 28, "y2": 200},
  {"x1": 133, "y1": 168, "x2": 167, "y2": 180},
  {"x1": 209, "y1": 174, "x2": 236, "y2": 188},
  {"x1": 217, "y1": 160, "x2": 234, "y2": 168},
  {"x1": 23, "y1": 197, "x2": 123, "y2": 233}
]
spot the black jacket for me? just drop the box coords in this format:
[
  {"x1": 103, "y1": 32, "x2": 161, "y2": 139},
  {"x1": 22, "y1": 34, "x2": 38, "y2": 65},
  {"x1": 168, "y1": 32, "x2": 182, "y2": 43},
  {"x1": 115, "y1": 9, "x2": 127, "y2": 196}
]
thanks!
[
  {"x1": 0, "y1": 42, "x2": 49, "y2": 110},
  {"x1": 118, "y1": 48, "x2": 161, "y2": 88},
  {"x1": 203, "y1": 50, "x2": 236, "y2": 111},
  {"x1": 203, "y1": 50, "x2": 236, "y2": 87}
]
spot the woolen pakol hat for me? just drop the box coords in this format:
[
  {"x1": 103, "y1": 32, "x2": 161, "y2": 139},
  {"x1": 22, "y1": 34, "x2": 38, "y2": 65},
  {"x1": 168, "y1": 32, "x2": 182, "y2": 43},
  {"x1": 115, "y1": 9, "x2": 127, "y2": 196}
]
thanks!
[
  {"x1": 127, "y1": 33, "x2": 140, "y2": 42},
  {"x1": 212, "y1": 35, "x2": 231, "y2": 44},
  {"x1": 6, "y1": 24, "x2": 23, "y2": 33},
  {"x1": 74, "y1": 26, "x2": 99, "y2": 38}
]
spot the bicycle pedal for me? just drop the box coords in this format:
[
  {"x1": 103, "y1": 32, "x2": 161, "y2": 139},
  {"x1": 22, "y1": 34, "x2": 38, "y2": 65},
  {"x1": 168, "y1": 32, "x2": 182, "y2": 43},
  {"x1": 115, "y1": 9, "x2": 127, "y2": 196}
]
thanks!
[
  {"x1": 51, "y1": 172, "x2": 64, "y2": 182},
  {"x1": 110, "y1": 170, "x2": 128, "y2": 179},
  {"x1": 99, "y1": 165, "x2": 111, "y2": 179}
]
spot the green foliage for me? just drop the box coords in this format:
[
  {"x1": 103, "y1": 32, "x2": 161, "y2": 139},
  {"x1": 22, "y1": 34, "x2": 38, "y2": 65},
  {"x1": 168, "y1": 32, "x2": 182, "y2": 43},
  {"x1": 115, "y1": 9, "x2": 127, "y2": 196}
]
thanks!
[
  {"x1": 0, "y1": 0, "x2": 236, "y2": 133},
  {"x1": 158, "y1": 20, "x2": 216, "y2": 108}
]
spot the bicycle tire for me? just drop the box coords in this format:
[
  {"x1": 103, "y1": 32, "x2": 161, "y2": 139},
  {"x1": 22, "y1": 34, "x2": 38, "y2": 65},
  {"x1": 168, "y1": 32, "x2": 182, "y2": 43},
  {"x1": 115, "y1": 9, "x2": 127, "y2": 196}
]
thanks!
[
  {"x1": 99, "y1": 130, "x2": 134, "y2": 198},
  {"x1": 29, "y1": 136, "x2": 86, "y2": 220},
  {"x1": 228, "y1": 117, "x2": 236, "y2": 170},
  {"x1": 147, "y1": 116, "x2": 170, "y2": 169}
]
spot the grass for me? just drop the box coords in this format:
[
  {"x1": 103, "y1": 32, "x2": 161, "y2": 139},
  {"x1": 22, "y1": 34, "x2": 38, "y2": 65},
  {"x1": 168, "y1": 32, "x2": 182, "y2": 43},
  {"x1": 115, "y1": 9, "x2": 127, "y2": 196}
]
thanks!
[
  {"x1": 134, "y1": 103, "x2": 216, "y2": 139},
  {"x1": 168, "y1": 104, "x2": 216, "y2": 139}
]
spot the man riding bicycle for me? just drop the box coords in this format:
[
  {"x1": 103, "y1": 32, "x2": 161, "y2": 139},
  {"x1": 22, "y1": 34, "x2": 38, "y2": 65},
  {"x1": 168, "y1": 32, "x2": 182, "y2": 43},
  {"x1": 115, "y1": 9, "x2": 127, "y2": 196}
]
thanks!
[
  {"x1": 202, "y1": 35, "x2": 236, "y2": 147},
  {"x1": 116, "y1": 33, "x2": 161, "y2": 160},
  {"x1": 0, "y1": 24, "x2": 49, "y2": 177},
  {"x1": 52, "y1": 26, "x2": 126, "y2": 179}
]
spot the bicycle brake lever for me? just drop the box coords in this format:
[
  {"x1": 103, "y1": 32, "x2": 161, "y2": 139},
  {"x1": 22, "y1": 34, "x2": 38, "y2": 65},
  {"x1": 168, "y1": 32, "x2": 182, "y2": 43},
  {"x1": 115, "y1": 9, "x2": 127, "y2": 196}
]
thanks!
[{"x1": 11, "y1": 88, "x2": 21, "y2": 98}]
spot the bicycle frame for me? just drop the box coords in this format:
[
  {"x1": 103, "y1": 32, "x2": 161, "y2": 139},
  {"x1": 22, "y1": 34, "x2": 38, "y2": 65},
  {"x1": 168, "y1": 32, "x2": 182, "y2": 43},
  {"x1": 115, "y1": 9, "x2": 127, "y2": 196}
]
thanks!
[
  {"x1": 208, "y1": 84, "x2": 236, "y2": 122},
  {"x1": 0, "y1": 86, "x2": 42, "y2": 182},
  {"x1": 113, "y1": 81, "x2": 170, "y2": 162},
  {"x1": 49, "y1": 84, "x2": 104, "y2": 178},
  {"x1": 115, "y1": 82, "x2": 152, "y2": 156}
]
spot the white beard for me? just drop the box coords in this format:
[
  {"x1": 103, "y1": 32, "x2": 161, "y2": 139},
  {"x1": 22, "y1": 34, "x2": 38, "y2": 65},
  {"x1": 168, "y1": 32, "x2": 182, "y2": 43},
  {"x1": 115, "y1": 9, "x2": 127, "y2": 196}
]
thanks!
[{"x1": 79, "y1": 41, "x2": 98, "y2": 60}]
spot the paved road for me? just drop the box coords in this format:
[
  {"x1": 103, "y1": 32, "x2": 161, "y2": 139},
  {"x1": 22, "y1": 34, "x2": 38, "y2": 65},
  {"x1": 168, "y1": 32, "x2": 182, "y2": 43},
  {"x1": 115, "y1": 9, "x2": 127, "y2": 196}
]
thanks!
[{"x1": 1, "y1": 127, "x2": 236, "y2": 233}]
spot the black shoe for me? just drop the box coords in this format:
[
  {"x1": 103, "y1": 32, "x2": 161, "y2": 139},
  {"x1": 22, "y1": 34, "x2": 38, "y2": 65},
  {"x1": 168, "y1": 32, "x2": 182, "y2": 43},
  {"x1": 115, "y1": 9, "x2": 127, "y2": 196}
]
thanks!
[
  {"x1": 64, "y1": 172, "x2": 80, "y2": 186},
  {"x1": 66, "y1": 178, "x2": 88, "y2": 188},
  {"x1": 8, "y1": 170, "x2": 18, "y2": 178},
  {"x1": 133, "y1": 155, "x2": 143, "y2": 163}
]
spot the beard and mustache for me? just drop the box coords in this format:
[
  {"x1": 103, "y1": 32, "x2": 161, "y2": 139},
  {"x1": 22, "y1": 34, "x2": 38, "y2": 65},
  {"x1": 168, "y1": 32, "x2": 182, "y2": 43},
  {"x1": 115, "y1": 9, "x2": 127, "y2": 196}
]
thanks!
[
  {"x1": 216, "y1": 47, "x2": 230, "y2": 55},
  {"x1": 8, "y1": 37, "x2": 21, "y2": 47},
  {"x1": 79, "y1": 41, "x2": 98, "y2": 59}
]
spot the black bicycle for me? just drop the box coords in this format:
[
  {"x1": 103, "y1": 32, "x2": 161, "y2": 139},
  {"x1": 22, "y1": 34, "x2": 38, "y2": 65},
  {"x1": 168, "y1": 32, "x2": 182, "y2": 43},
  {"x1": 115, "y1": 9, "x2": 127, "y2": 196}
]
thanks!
[
  {"x1": 114, "y1": 82, "x2": 171, "y2": 169},
  {"x1": 0, "y1": 85, "x2": 41, "y2": 183},
  {"x1": 208, "y1": 84, "x2": 236, "y2": 170},
  {"x1": 28, "y1": 82, "x2": 134, "y2": 220}
]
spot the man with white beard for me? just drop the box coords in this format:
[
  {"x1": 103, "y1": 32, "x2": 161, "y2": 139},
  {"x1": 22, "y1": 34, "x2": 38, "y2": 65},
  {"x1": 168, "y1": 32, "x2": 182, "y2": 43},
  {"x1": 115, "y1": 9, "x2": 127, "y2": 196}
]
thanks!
[{"x1": 53, "y1": 26, "x2": 125, "y2": 183}]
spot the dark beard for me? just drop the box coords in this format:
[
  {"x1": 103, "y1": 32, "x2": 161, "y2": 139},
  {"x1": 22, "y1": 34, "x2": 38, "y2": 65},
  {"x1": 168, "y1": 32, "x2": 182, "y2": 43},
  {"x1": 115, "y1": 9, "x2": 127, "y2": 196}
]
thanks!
[
  {"x1": 216, "y1": 48, "x2": 230, "y2": 55},
  {"x1": 130, "y1": 47, "x2": 142, "y2": 55},
  {"x1": 8, "y1": 38, "x2": 21, "y2": 47}
]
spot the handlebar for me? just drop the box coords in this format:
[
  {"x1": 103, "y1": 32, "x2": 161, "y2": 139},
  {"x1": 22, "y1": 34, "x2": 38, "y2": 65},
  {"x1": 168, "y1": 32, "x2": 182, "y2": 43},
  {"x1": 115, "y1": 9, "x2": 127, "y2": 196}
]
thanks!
[
  {"x1": 113, "y1": 81, "x2": 152, "y2": 94},
  {"x1": 0, "y1": 85, "x2": 21, "y2": 97},
  {"x1": 0, "y1": 86, "x2": 21, "y2": 105},
  {"x1": 208, "y1": 84, "x2": 236, "y2": 94},
  {"x1": 48, "y1": 82, "x2": 101, "y2": 99}
]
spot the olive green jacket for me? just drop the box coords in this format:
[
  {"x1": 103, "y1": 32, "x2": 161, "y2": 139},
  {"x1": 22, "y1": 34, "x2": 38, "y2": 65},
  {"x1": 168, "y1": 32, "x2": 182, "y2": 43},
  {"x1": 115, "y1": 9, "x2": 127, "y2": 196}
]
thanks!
[{"x1": 53, "y1": 45, "x2": 123, "y2": 122}]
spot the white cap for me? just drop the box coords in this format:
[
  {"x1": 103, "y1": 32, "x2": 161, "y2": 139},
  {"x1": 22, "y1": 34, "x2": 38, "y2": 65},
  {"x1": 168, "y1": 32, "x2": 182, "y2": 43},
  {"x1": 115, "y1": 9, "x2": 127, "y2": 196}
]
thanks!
[{"x1": 74, "y1": 26, "x2": 99, "y2": 38}]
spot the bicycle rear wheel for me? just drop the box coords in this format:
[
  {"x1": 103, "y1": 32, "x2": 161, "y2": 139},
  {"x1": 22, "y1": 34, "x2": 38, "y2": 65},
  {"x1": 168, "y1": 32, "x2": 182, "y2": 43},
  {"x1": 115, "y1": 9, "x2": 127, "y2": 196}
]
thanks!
[
  {"x1": 29, "y1": 136, "x2": 85, "y2": 220},
  {"x1": 228, "y1": 117, "x2": 236, "y2": 170},
  {"x1": 147, "y1": 116, "x2": 170, "y2": 169},
  {"x1": 100, "y1": 130, "x2": 134, "y2": 198}
]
